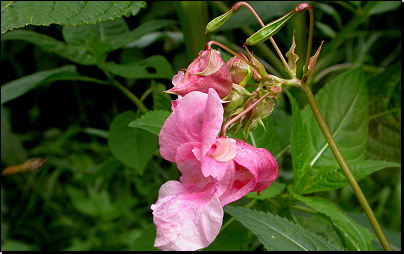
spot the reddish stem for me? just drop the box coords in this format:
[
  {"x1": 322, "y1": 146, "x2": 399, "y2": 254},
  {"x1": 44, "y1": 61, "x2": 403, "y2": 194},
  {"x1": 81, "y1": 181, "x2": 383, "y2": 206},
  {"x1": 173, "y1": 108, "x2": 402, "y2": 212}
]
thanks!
[{"x1": 220, "y1": 91, "x2": 272, "y2": 137}]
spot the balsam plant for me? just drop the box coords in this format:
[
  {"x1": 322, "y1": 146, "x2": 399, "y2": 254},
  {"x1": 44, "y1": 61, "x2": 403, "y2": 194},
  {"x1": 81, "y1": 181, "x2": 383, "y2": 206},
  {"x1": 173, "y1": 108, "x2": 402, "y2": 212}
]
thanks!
[{"x1": 1, "y1": 1, "x2": 401, "y2": 251}]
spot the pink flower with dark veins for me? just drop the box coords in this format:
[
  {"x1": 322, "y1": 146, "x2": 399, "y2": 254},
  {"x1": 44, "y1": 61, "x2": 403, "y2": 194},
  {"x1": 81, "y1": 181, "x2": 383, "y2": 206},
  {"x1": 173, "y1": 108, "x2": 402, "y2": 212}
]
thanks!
[
  {"x1": 152, "y1": 88, "x2": 278, "y2": 251},
  {"x1": 164, "y1": 50, "x2": 233, "y2": 99}
]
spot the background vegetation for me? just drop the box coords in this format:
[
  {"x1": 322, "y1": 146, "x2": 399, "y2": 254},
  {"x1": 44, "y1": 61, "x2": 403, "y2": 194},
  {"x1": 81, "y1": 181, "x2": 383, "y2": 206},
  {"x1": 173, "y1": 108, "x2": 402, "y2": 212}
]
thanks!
[{"x1": 1, "y1": 1, "x2": 401, "y2": 251}]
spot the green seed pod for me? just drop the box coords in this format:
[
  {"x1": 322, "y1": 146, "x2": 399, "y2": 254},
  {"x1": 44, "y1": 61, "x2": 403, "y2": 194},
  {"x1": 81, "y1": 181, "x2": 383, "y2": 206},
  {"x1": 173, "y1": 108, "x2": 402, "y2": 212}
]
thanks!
[
  {"x1": 205, "y1": 9, "x2": 233, "y2": 33},
  {"x1": 245, "y1": 10, "x2": 297, "y2": 46}
]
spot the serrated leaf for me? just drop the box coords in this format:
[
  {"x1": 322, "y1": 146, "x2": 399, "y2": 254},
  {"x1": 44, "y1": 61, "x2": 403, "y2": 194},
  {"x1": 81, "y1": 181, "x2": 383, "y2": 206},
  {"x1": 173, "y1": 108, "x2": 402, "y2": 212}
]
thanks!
[
  {"x1": 204, "y1": 220, "x2": 249, "y2": 251},
  {"x1": 108, "y1": 111, "x2": 158, "y2": 174},
  {"x1": 105, "y1": 55, "x2": 174, "y2": 79},
  {"x1": 290, "y1": 187, "x2": 375, "y2": 251},
  {"x1": 1, "y1": 65, "x2": 79, "y2": 104},
  {"x1": 246, "y1": 181, "x2": 286, "y2": 200},
  {"x1": 61, "y1": 19, "x2": 176, "y2": 52},
  {"x1": 298, "y1": 160, "x2": 401, "y2": 194},
  {"x1": 367, "y1": 62, "x2": 401, "y2": 163},
  {"x1": 302, "y1": 67, "x2": 368, "y2": 168},
  {"x1": 285, "y1": 90, "x2": 311, "y2": 188},
  {"x1": 128, "y1": 110, "x2": 171, "y2": 136},
  {"x1": 1, "y1": 30, "x2": 97, "y2": 65},
  {"x1": 224, "y1": 206, "x2": 343, "y2": 251},
  {"x1": 62, "y1": 18, "x2": 130, "y2": 47},
  {"x1": 1, "y1": 1, "x2": 146, "y2": 34}
]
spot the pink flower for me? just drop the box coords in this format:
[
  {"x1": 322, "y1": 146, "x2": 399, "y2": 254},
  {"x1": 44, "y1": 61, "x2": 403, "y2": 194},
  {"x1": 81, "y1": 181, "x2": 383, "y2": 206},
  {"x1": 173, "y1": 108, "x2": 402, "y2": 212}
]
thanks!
[
  {"x1": 153, "y1": 88, "x2": 278, "y2": 251},
  {"x1": 164, "y1": 50, "x2": 233, "y2": 99}
]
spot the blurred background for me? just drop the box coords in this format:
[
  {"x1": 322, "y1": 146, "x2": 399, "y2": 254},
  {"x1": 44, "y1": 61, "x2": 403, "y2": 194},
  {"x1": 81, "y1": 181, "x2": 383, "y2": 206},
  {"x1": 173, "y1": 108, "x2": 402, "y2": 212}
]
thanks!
[{"x1": 1, "y1": 1, "x2": 401, "y2": 250}]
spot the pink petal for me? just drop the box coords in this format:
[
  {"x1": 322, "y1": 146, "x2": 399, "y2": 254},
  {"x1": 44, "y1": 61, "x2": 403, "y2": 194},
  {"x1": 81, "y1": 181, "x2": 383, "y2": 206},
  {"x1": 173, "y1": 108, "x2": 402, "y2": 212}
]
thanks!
[
  {"x1": 233, "y1": 139, "x2": 278, "y2": 192},
  {"x1": 200, "y1": 89, "x2": 224, "y2": 163},
  {"x1": 151, "y1": 181, "x2": 223, "y2": 251},
  {"x1": 208, "y1": 137, "x2": 238, "y2": 163},
  {"x1": 159, "y1": 91, "x2": 208, "y2": 162},
  {"x1": 159, "y1": 90, "x2": 223, "y2": 164},
  {"x1": 219, "y1": 139, "x2": 278, "y2": 206},
  {"x1": 172, "y1": 70, "x2": 185, "y2": 86},
  {"x1": 191, "y1": 50, "x2": 223, "y2": 76},
  {"x1": 176, "y1": 142, "x2": 214, "y2": 191},
  {"x1": 165, "y1": 50, "x2": 232, "y2": 99}
]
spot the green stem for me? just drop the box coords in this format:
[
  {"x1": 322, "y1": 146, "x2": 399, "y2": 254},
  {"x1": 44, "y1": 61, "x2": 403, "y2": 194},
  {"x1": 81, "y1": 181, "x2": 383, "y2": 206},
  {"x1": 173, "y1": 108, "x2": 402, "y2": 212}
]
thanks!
[
  {"x1": 302, "y1": 4, "x2": 314, "y2": 77},
  {"x1": 110, "y1": 79, "x2": 149, "y2": 114},
  {"x1": 232, "y1": 2, "x2": 290, "y2": 76},
  {"x1": 220, "y1": 91, "x2": 272, "y2": 137},
  {"x1": 102, "y1": 68, "x2": 149, "y2": 114},
  {"x1": 298, "y1": 84, "x2": 392, "y2": 251},
  {"x1": 176, "y1": 1, "x2": 210, "y2": 62}
]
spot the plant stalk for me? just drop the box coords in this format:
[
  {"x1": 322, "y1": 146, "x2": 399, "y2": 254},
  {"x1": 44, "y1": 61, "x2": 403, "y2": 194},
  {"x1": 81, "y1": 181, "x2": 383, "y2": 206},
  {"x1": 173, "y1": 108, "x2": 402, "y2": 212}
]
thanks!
[{"x1": 298, "y1": 83, "x2": 392, "y2": 251}]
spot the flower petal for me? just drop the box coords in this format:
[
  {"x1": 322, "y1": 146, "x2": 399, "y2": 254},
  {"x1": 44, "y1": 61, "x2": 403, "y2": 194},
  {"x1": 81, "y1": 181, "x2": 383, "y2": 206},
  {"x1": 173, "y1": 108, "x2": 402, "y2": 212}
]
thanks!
[
  {"x1": 233, "y1": 139, "x2": 278, "y2": 192},
  {"x1": 218, "y1": 139, "x2": 278, "y2": 206},
  {"x1": 151, "y1": 181, "x2": 223, "y2": 251},
  {"x1": 159, "y1": 89, "x2": 223, "y2": 165},
  {"x1": 200, "y1": 89, "x2": 224, "y2": 162},
  {"x1": 165, "y1": 50, "x2": 232, "y2": 99},
  {"x1": 176, "y1": 142, "x2": 214, "y2": 191}
]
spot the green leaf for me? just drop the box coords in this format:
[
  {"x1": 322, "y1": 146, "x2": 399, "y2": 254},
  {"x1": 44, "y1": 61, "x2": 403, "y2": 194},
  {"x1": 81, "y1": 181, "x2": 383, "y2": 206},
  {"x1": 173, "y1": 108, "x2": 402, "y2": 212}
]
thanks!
[
  {"x1": 128, "y1": 110, "x2": 171, "y2": 136},
  {"x1": 62, "y1": 19, "x2": 177, "y2": 52},
  {"x1": 248, "y1": 116, "x2": 279, "y2": 154},
  {"x1": 224, "y1": 206, "x2": 343, "y2": 251},
  {"x1": 368, "y1": 1, "x2": 401, "y2": 15},
  {"x1": 62, "y1": 18, "x2": 130, "y2": 47},
  {"x1": 1, "y1": 1, "x2": 146, "y2": 34},
  {"x1": 108, "y1": 111, "x2": 158, "y2": 174},
  {"x1": 246, "y1": 181, "x2": 286, "y2": 200},
  {"x1": 204, "y1": 220, "x2": 249, "y2": 251},
  {"x1": 290, "y1": 187, "x2": 375, "y2": 251},
  {"x1": 130, "y1": 223, "x2": 159, "y2": 251},
  {"x1": 151, "y1": 82, "x2": 172, "y2": 111},
  {"x1": 1, "y1": 30, "x2": 97, "y2": 65},
  {"x1": 298, "y1": 160, "x2": 401, "y2": 194},
  {"x1": 285, "y1": 90, "x2": 311, "y2": 188},
  {"x1": 1, "y1": 65, "x2": 79, "y2": 105},
  {"x1": 109, "y1": 19, "x2": 177, "y2": 51},
  {"x1": 367, "y1": 62, "x2": 401, "y2": 163},
  {"x1": 302, "y1": 67, "x2": 369, "y2": 168},
  {"x1": 105, "y1": 55, "x2": 174, "y2": 79}
]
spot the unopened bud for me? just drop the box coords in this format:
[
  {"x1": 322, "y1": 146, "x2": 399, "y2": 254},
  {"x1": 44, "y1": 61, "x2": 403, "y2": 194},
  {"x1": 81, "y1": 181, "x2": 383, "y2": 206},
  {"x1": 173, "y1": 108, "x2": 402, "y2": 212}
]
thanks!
[
  {"x1": 227, "y1": 53, "x2": 253, "y2": 87},
  {"x1": 206, "y1": 9, "x2": 233, "y2": 33},
  {"x1": 245, "y1": 9, "x2": 297, "y2": 46},
  {"x1": 224, "y1": 90, "x2": 244, "y2": 116},
  {"x1": 246, "y1": 48, "x2": 268, "y2": 80}
]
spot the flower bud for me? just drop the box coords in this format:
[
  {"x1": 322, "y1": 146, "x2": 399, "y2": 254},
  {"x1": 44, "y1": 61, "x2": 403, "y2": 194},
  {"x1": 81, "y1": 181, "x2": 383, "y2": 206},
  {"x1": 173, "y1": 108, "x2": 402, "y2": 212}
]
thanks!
[
  {"x1": 205, "y1": 9, "x2": 233, "y2": 34},
  {"x1": 244, "y1": 9, "x2": 297, "y2": 46},
  {"x1": 246, "y1": 48, "x2": 268, "y2": 80},
  {"x1": 165, "y1": 49, "x2": 232, "y2": 99},
  {"x1": 224, "y1": 90, "x2": 244, "y2": 116},
  {"x1": 227, "y1": 53, "x2": 253, "y2": 87}
]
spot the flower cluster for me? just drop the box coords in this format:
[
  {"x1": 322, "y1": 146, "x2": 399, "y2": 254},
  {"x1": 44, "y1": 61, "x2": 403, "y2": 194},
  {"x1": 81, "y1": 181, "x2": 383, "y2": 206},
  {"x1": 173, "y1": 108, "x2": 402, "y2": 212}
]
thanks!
[{"x1": 151, "y1": 49, "x2": 278, "y2": 251}]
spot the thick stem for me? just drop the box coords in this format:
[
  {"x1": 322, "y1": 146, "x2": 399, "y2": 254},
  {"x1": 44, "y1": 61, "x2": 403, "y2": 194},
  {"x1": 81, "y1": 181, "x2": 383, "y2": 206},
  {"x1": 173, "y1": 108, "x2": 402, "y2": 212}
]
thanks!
[{"x1": 298, "y1": 84, "x2": 392, "y2": 251}]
